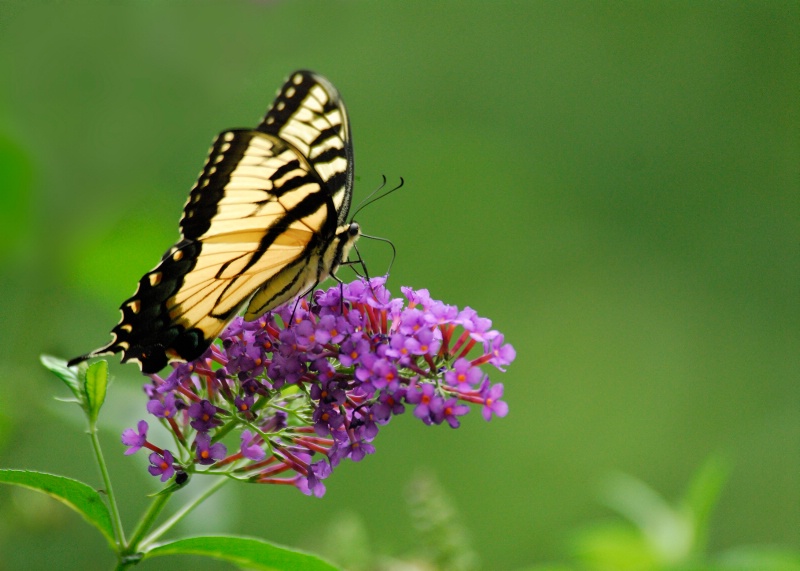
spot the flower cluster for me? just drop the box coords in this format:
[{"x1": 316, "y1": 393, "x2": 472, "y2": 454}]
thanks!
[{"x1": 122, "y1": 278, "x2": 514, "y2": 496}]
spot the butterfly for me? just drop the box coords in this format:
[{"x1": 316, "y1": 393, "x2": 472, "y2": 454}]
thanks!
[{"x1": 69, "y1": 70, "x2": 360, "y2": 374}]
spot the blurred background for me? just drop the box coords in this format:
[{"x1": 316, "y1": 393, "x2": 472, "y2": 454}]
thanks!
[{"x1": 0, "y1": 2, "x2": 797, "y2": 570}]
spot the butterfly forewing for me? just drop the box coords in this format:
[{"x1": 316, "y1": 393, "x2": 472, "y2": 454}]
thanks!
[
  {"x1": 69, "y1": 70, "x2": 357, "y2": 374},
  {"x1": 258, "y1": 71, "x2": 353, "y2": 225}
]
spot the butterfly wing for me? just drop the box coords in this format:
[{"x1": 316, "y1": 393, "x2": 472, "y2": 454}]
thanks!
[
  {"x1": 257, "y1": 70, "x2": 354, "y2": 226},
  {"x1": 69, "y1": 71, "x2": 355, "y2": 374}
]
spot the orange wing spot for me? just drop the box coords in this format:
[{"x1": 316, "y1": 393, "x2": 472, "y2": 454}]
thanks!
[
  {"x1": 127, "y1": 300, "x2": 141, "y2": 314},
  {"x1": 173, "y1": 250, "x2": 184, "y2": 262},
  {"x1": 149, "y1": 272, "x2": 163, "y2": 286},
  {"x1": 120, "y1": 324, "x2": 133, "y2": 333}
]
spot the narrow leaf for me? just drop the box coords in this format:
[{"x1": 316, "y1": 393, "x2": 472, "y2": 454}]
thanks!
[
  {"x1": 84, "y1": 360, "x2": 109, "y2": 422},
  {"x1": 144, "y1": 535, "x2": 342, "y2": 571},
  {"x1": 40, "y1": 354, "x2": 82, "y2": 401},
  {"x1": 0, "y1": 469, "x2": 115, "y2": 548},
  {"x1": 682, "y1": 454, "x2": 729, "y2": 554}
]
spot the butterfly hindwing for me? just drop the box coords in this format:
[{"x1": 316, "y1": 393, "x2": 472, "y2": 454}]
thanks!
[{"x1": 69, "y1": 70, "x2": 359, "y2": 374}]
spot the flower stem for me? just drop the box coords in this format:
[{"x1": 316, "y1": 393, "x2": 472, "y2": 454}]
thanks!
[
  {"x1": 137, "y1": 477, "x2": 229, "y2": 550},
  {"x1": 88, "y1": 420, "x2": 126, "y2": 546},
  {"x1": 124, "y1": 490, "x2": 172, "y2": 554}
]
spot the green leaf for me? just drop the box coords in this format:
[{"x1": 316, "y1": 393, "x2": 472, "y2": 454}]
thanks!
[
  {"x1": 682, "y1": 455, "x2": 729, "y2": 555},
  {"x1": 84, "y1": 360, "x2": 109, "y2": 422},
  {"x1": 600, "y1": 472, "x2": 693, "y2": 562},
  {"x1": 0, "y1": 469, "x2": 116, "y2": 548},
  {"x1": 40, "y1": 354, "x2": 83, "y2": 401},
  {"x1": 570, "y1": 522, "x2": 659, "y2": 570},
  {"x1": 143, "y1": 536, "x2": 343, "y2": 571}
]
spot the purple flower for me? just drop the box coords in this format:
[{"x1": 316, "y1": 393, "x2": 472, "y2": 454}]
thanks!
[
  {"x1": 481, "y1": 382, "x2": 509, "y2": 421},
  {"x1": 310, "y1": 357, "x2": 337, "y2": 384},
  {"x1": 234, "y1": 394, "x2": 255, "y2": 415},
  {"x1": 297, "y1": 473, "x2": 326, "y2": 498},
  {"x1": 342, "y1": 437, "x2": 376, "y2": 462},
  {"x1": 444, "y1": 358, "x2": 483, "y2": 389},
  {"x1": 295, "y1": 319, "x2": 325, "y2": 347},
  {"x1": 123, "y1": 277, "x2": 512, "y2": 496},
  {"x1": 457, "y1": 307, "x2": 495, "y2": 343},
  {"x1": 148, "y1": 450, "x2": 175, "y2": 482},
  {"x1": 158, "y1": 362, "x2": 197, "y2": 393},
  {"x1": 433, "y1": 397, "x2": 470, "y2": 428},
  {"x1": 316, "y1": 314, "x2": 347, "y2": 344},
  {"x1": 121, "y1": 420, "x2": 148, "y2": 455},
  {"x1": 373, "y1": 388, "x2": 406, "y2": 422},
  {"x1": 195, "y1": 432, "x2": 227, "y2": 465},
  {"x1": 188, "y1": 399, "x2": 222, "y2": 431},
  {"x1": 240, "y1": 430, "x2": 266, "y2": 461},
  {"x1": 312, "y1": 404, "x2": 345, "y2": 437},
  {"x1": 147, "y1": 392, "x2": 178, "y2": 418},
  {"x1": 398, "y1": 308, "x2": 426, "y2": 336},
  {"x1": 366, "y1": 358, "x2": 397, "y2": 390},
  {"x1": 350, "y1": 407, "x2": 379, "y2": 440},
  {"x1": 409, "y1": 326, "x2": 441, "y2": 356},
  {"x1": 424, "y1": 300, "x2": 458, "y2": 326},
  {"x1": 402, "y1": 286, "x2": 433, "y2": 310},
  {"x1": 310, "y1": 378, "x2": 346, "y2": 406},
  {"x1": 406, "y1": 382, "x2": 441, "y2": 425},
  {"x1": 232, "y1": 343, "x2": 267, "y2": 378},
  {"x1": 339, "y1": 336, "x2": 370, "y2": 367},
  {"x1": 384, "y1": 332, "x2": 415, "y2": 364},
  {"x1": 485, "y1": 334, "x2": 516, "y2": 370},
  {"x1": 267, "y1": 352, "x2": 305, "y2": 386},
  {"x1": 298, "y1": 460, "x2": 332, "y2": 497}
]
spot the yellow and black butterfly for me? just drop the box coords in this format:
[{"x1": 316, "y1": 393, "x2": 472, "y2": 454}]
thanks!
[{"x1": 69, "y1": 70, "x2": 360, "y2": 374}]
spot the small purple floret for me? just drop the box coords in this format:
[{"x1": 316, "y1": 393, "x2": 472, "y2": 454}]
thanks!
[
  {"x1": 148, "y1": 449, "x2": 175, "y2": 482},
  {"x1": 121, "y1": 420, "x2": 148, "y2": 455},
  {"x1": 194, "y1": 432, "x2": 226, "y2": 465},
  {"x1": 240, "y1": 430, "x2": 266, "y2": 461}
]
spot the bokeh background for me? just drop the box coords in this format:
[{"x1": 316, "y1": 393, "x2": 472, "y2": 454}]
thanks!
[{"x1": 0, "y1": 2, "x2": 797, "y2": 570}]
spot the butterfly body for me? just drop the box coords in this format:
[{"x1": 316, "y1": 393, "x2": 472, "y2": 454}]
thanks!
[{"x1": 69, "y1": 71, "x2": 358, "y2": 374}]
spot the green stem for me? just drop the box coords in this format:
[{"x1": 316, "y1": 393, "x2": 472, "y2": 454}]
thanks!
[
  {"x1": 88, "y1": 421, "x2": 126, "y2": 546},
  {"x1": 124, "y1": 490, "x2": 172, "y2": 553},
  {"x1": 138, "y1": 477, "x2": 229, "y2": 550}
]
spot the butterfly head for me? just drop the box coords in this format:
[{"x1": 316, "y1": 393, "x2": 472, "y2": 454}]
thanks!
[{"x1": 332, "y1": 222, "x2": 361, "y2": 272}]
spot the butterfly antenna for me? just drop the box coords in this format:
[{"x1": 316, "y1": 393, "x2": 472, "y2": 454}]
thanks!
[
  {"x1": 349, "y1": 175, "x2": 387, "y2": 219},
  {"x1": 350, "y1": 176, "x2": 405, "y2": 221},
  {"x1": 359, "y1": 233, "x2": 397, "y2": 277}
]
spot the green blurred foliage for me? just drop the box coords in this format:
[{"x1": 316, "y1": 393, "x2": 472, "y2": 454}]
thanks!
[{"x1": 0, "y1": 1, "x2": 797, "y2": 570}]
